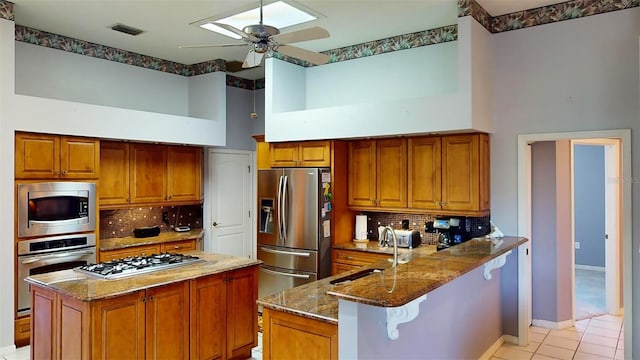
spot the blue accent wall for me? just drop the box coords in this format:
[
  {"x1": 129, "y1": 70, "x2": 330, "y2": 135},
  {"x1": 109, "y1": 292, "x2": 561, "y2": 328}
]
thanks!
[{"x1": 574, "y1": 145, "x2": 605, "y2": 267}]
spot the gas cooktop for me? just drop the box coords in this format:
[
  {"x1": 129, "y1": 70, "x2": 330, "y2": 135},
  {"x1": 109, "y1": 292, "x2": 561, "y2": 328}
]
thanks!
[{"x1": 74, "y1": 252, "x2": 203, "y2": 279}]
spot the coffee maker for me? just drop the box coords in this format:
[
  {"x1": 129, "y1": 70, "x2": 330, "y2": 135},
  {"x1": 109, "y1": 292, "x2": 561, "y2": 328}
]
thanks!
[{"x1": 423, "y1": 216, "x2": 465, "y2": 251}]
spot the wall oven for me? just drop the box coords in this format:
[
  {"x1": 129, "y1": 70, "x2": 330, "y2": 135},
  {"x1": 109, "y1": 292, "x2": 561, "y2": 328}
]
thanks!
[
  {"x1": 17, "y1": 181, "x2": 96, "y2": 238},
  {"x1": 17, "y1": 233, "x2": 96, "y2": 316}
]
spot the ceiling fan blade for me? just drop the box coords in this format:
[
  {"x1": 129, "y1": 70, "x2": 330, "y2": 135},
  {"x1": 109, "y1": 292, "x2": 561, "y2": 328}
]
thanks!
[
  {"x1": 242, "y1": 49, "x2": 265, "y2": 68},
  {"x1": 212, "y1": 22, "x2": 259, "y2": 42},
  {"x1": 179, "y1": 43, "x2": 247, "y2": 49},
  {"x1": 271, "y1": 26, "x2": 330, "y2": 45},
  {"x1": 276, "y1": 45, "x2": 329, "y2": 66}
]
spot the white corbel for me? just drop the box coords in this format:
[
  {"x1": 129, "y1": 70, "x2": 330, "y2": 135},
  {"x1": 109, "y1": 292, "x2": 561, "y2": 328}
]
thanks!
[
  {"x1": 386, "y1": 295, "x2": 427, "y2": 340},
  {"x1": 483, "y1": 250, "x2": 512, "y2": 280}
]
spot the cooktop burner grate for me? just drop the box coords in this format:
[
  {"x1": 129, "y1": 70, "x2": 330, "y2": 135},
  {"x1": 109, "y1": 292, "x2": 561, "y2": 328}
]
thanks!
[{"x1": 74, "y1": 252, "x2": 202, "y2": 279}]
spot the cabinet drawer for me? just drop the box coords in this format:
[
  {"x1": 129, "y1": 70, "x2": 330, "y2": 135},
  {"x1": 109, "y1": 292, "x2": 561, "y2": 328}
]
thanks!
[
  {"x1": 161, "y1": 239, "x2": 197, "y2": 253},
  {"x1": 100, "y1": 244, "x2": 161, "y2": 262},
  {"x1": 332, "y1": 249, "x2": 390, "y2": 267}
]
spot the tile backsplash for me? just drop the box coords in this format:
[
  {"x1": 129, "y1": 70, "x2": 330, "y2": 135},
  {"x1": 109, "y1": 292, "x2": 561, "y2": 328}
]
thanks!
[
  {"x1": 100, "y1": 205, "x2": 202, "y2": 240},
  {"x1": 364, "y1": 213, "x2": 438, "y2": 245}
]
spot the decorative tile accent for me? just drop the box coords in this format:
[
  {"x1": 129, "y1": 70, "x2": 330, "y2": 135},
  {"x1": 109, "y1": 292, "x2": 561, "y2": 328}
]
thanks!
[
  {"x1": 0, "y1": 0, "x2": 14, "y2": 21},
  {"x1": 492, "y1": 0, "x2": 640, "y2": 33},
  {"x1": 99, "y1": 204, "x2": 202, "y2": 240}
]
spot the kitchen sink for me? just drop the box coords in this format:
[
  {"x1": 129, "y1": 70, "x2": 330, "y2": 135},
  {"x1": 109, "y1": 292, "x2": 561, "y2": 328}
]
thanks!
[{"x1": 329, "y1": 268, "x2": 383, "y2": 285}]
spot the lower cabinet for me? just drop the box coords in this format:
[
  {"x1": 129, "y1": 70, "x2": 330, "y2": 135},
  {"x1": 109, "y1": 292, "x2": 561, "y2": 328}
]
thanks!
[
  {"x1": 331, "y1": 249, "x2": 392, "y2": 275},
  {"x1": 30, "y1": 266, "x2": 258, "y2": 360},
  {"x1": 262, "y1": 307, "x2": 338, "y2": 360}
]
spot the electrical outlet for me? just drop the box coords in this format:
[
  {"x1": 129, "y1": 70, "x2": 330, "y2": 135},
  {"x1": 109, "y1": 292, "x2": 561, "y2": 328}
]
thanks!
[
  {"x1": 162, "y1": 212, "x2": 170, "y2": 224},
  {"x1": 575, "y1": 242, "x2": 581, "y2": 249}
]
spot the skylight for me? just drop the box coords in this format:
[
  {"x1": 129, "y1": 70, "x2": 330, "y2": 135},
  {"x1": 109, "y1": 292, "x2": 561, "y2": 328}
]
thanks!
[{"x1": 200, "y1": 1, "x2": 318, "y2": 39}]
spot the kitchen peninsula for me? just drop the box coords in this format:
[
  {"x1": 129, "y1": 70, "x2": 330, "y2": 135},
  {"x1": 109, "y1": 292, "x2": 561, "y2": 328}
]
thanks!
[
  {"x1": 26, "y1": 252, "x2": 260, "y2": 360},
  {"x1": 258, "y1": 236, "x2": 527, "y2": 359}
]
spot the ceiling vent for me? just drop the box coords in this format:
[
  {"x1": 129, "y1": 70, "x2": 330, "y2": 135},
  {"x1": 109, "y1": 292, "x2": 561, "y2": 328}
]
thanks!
[{"x1": 110, "y1": 23, "x2": 144, "y2": 36}]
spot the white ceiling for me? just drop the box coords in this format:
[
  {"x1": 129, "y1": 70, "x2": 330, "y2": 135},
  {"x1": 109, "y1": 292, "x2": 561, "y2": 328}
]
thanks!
[{"x1": 11, "y1": 0, "x2": 567, "y2": 79}]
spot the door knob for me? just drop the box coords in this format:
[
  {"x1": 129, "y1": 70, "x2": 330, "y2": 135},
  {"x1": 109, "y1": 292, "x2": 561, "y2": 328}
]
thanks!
[{"x1": 213, "y1": 222, "x2": 220, "y2": 227}]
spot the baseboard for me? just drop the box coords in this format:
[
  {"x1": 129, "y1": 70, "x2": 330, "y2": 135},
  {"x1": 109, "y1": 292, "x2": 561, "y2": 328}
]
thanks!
[
  {"x1": 0, "y1": 344, "x2": 17, "y2": 356},
  {"x1": 575, "y1": 264, "x2": 605, "y2": 272},
  {"x1": 503, "y1": 334, "x2": 520, "y2": 345},
  {"x1": 478, "y1": 336, "x2": 505, "y2": 360},
  {"x1": 532, "y1": 319, "x2": 574, "y2": 329}
]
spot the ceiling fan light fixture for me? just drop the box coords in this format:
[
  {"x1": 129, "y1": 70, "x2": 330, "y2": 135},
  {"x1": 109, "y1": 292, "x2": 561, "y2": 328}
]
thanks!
[{"x1": 199, "y1": 1, "x2": 319, "y2": 39}]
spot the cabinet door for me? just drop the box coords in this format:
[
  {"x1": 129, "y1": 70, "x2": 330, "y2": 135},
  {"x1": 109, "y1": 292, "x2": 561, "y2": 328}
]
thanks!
[
  {"x1": 130, "y1": 144, "x2": 167, "y2": 203},
  {"x1": 227, "y1": 266, "x2": 258, "y2": 359},
  {"x1": 190, "y1": 273, "x2": 227, "y2": 360},
  {"x1": 60, "y1": 136, "x2": 100, "y2": 179},
  {"x1": 376, "y1": 138, "x2": 407, "y2": 208},
  {"x1": 91, "y1": 290, "x2": 145, "y2": 360},
  {"x1": 298, "y1": 141, "x2": 331, "y2": 167},
  {"x1": 348, "y1": 140, "x2": 377, "y2": 206},
  {"x1": 269, "y1": 143, "x2": 299, "y2": 167},
  {"x1": 167, "y1": 146, "x2": 202, "y2": 202},
  {"x1": 15, "y1": 132, "x2": 60, "y2": 179},
  {"x1": 145, "y1": 282, "x2": 190, "y2": 360},
  {"x1": 441, "y1": 134, "x2": 481, "y2": 211},
  {"x1": 408, "y1": 137, "x2": 442, "y2": 210},
  {"x1": 99, "y1": 141, "x2": 130, "y2": 206},
  {"x1": 253, "y1": 135, "x2": 271, "y2": 170}
]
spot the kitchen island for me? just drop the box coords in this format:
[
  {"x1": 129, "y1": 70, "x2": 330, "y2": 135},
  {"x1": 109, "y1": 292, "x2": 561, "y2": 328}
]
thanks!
[
  {"x1": 26, "y1": 252, "x2": 260, "y2": 360},
  {"x1": 258, "y1": 236, "x2": 527, "y2": 359}
]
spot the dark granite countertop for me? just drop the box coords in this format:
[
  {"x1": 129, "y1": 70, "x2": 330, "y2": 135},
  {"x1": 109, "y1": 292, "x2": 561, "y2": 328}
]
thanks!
[
  {"x1": 25, "y1": 251, "x2": 260, "y2": 302},
  {"x1": 333, "y1": 240, "x2": 437, "y2": 255},
  {"x1": 258, "y1": 236, "x2": 527, "y2": 324},
  {"x1": 99, "y1": 229, "x2": 204, "y2": 251}
]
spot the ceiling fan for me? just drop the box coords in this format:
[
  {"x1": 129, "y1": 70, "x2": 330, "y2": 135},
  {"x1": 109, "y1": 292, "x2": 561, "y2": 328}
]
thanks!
[{"x1": 180, "y1": 0, "x2": 331, "y2": 69}]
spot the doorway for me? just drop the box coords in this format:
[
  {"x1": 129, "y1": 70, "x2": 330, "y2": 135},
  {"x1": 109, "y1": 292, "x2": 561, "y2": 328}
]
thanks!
[
  {"x1": 572, "y1": 139, "x2": 622, "y2": 321},
  {"x1": 205, "y1": 149, "x2": 255, "y2": 259},
  {"x1": 516, "y1": 129, "x2": 632, "y2": 352}
]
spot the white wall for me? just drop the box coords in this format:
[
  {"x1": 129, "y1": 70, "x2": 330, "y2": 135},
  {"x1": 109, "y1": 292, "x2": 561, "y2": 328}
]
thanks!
[
  {"x1": 15, "y1": 42, "x2": 190, "y2": 116},
  {"x1": 491, "y1": 8, "x2": 639, "y2": 351}
]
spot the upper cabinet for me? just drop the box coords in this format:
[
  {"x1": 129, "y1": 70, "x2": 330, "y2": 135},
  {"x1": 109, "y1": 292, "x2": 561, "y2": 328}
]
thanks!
[
  {"x1": 348, "y1": 139, "x2": 407, "y2": 209},
  {"x1": 349, "y1": 133, "x2": 489, "y2": 216},
  {"x1": 15, "y1": 132, "x2": 100, "y2": 179},
  {"x1": 100, "y1": 142, "x2": 202, "y2": 208},
  {"x1": 270, "y1": 141, "x2": 331, "y2": 167}
]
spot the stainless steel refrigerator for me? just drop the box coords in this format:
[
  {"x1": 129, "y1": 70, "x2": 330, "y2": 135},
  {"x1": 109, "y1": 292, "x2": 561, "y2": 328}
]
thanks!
[{"x1": 257, "y1": 168, "x2": 332, "y2": 298}]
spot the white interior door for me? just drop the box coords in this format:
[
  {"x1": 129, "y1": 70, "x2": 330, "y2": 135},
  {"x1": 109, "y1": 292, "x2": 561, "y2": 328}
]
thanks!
[{"x1": 208, "y1": 150, "x2": 253, "y2": 258}]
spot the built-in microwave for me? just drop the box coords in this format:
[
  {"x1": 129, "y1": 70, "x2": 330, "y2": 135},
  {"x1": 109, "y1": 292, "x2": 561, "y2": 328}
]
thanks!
[{"x1": 17, "y1": 181, "x2": 96, "y2": 238}]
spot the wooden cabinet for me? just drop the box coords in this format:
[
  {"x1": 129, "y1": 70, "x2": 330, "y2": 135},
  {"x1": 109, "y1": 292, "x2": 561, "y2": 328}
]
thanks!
[
  {"x1": 99, "y1": 244, "x2": 161, "y2": 262},
  {"x1": 253, "y1": 135, "x2": 271, "y2": 170},
  {"x1": 270, "y1": 141, "x2": 331, "y2": 167},
  {"x1": 15, "y1": 132, "x2": 99, "y2": 179},
  {"x1": 262, "y1": 307, "x2": 338, "y2": 360},
  {"x1": 91, "y1": 282, "x2": 189, "y2": 360},
  {"x1": 331, "y1": 249, "x2": 391, "y2": 275},
  {"x1": 408, "y1": 134, "x2": 490, "y2": 213},
  {"x1": 348, "y1": 138, "x2": 407, "y2": 209},
  {"x1": 99, "y1": 142, "x2": 202, "y2": 207},
  {"x1": 14, "y1": 316, "x2": 30, "y2": 347},
  {"x1": 130, "y1": 143, "x2": 168, "y2": 204},
  {"x1": 190, "y1": 266, "x2": 258, "y2": 360},
  {"x1": 99, "y1": 141, "x2": 130, "y2": 205},
  {"x1": 30, "y1": 265, "x2": 259, "y2": 360}
]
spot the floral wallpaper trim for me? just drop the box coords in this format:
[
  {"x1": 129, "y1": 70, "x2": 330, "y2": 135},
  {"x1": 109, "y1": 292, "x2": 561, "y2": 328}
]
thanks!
[
  {"x1": 274, "y1": 25, "x2": 458, "y2": 67},
  {"x1": 459, "y1": 0, "x2": 639, "y2": 33},
  {"x1": 0, "y1": 0, "x2": 14, "y2": 21},
  {"x1": 491, "y1": 0, "x2": 639, "y2": 33}
]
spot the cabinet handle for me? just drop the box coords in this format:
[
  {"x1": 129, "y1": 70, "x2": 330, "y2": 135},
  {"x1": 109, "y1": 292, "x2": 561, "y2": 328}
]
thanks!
[
  {"x1": 344, "y1": 256, "x2": 354, "y2": 260},
  {"x1": 148, "y1": 296, "x2": 154, "y2": 302},
  {"x1": 441, "y1": 201, "x2": 446, "y2": 207},
  {"x1": 141, "y1": 297, "x2": 146, "y2": 303},
  {"x1": 62, "y1": 170, "x2": 68, "y2": 175},
  {"x1": 55, "y1": 170, "x2": 60, "y2": 175},
  {"x1": 126, "y1": 198, "x2": 131, "y2": 202},
  {"x1": 174, "y1": 245, "x2": 180, "y2": 249}
]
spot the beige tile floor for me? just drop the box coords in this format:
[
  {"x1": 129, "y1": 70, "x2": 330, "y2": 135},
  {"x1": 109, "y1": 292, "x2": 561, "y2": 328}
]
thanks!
[{"x1": 491, "y1": 314, "x2": 625, "y2": 360}]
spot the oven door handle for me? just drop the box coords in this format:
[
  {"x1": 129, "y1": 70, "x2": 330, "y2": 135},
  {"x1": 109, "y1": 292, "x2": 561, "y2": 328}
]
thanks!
[
  {"x1": 259, "y1": 267, "x2": 311, "y2": 279},
  {"x1": 20, "y1": 250, "x2": 95, "y2": 265}
]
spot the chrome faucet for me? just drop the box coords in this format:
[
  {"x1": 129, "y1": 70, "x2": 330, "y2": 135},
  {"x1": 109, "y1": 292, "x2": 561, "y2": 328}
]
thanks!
[{"x1": 381, "y1": 225, "x2": 399, "y2": 267}]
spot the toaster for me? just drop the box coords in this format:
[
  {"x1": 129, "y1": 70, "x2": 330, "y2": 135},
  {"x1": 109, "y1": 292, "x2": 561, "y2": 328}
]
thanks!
[{"x1": 394, "y1": 229, "x2": 421, "y2": 248}]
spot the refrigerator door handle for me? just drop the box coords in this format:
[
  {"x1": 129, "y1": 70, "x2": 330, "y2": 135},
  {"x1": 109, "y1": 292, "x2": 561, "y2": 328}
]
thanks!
[
  {"x1": 260, "y1": 246, "x2": 311, "y2": 257},
  {"x1": 260, "y1": 266, "x2": 311, "y2": 279},
  {"x1": 277, "y1": 175, "x2": 284, "y2": 244},
  {"x1": 281, "y1": 175, "x2": 289, "y2": 243}
]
